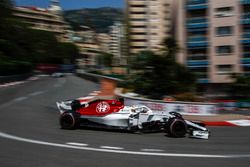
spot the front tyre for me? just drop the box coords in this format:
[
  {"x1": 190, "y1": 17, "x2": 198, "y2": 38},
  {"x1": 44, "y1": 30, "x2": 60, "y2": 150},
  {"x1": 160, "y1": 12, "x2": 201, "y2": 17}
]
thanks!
[
  {"x1": 166, "y1": 118, "x2": 187, "y2": 138},
  {"x1": 60, "y1": 112, "x2": 80, "y2": 130}
]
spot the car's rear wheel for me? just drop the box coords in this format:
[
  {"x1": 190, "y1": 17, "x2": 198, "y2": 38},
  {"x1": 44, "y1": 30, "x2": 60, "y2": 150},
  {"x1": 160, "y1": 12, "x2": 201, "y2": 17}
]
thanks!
[
  {"x1": 166, "y1": 118, "x2": 187, "y2": 138},
  {"x1": 60, "y1": 112, "x2": 80, "y2": 130}
]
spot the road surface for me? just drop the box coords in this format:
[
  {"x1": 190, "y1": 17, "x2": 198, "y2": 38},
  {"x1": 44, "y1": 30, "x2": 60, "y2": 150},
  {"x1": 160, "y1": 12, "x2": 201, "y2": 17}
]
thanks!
[{"x1": 0, "y1": 75, "x2": 250, "y2": 167}]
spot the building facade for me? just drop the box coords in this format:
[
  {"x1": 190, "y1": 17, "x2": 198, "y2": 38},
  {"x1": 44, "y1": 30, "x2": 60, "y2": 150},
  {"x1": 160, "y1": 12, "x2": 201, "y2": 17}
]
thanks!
[
  {"x1": 13, "y1": 0, "x2": 69, "y2": 42},
  {"x1": 109, "y1": 22, "x2": 127, "y2": 66},
  {"x1": 175, "y1": 0, "x2": 250, "y2": 93},
  {"x1": 72, "y1": 26, "x2": 101, "y2": 68},
  {"x1": 126, "y1": 0, "x2": 174, "y2": 54}
]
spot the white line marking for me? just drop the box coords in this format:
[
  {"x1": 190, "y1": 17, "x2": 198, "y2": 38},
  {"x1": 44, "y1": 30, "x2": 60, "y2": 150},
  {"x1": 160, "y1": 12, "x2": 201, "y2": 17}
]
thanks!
[
  {"x1": 0, "y1": 81, "x2": 25, "y2": 88},
  {"x1": 29, "y1": 91, "x2": 45, "y2": 97},
  {"x1": 53, "y1": 84, "x2": 61, "y2": 88},
  {"x1": 1, "y1": 131, "x2": 250, "y2": 158},
  {"x1": 0, "y1": 101, "x2": 14, "y2": 109},
  {"x1": 27, "y1": 77, "x2": 39, "y2": 81},
  {"x1": 13, "y1": 96, "x2": 28, "y2": 102},
  {"x1": 0, "y1": 91, "x2": 45, "y2": 109},
  {"x1": 66, "y1": 142, "x2": 88, "y2": 147},
  {"x1": 100, "y1": 146, "x2": 124, "y2": 150},
  {"x1": 37, "y1": 74, "x2": 50, "y2": 77},
  {"x1": 141, "y1": 149, "x2": 165, "y2": 152}
]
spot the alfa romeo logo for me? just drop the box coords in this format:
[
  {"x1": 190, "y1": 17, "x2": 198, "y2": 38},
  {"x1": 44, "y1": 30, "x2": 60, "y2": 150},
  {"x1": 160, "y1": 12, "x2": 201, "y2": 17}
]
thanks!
[{"x1": 96, "y1": 102, "x2": 110, "y2": 113}]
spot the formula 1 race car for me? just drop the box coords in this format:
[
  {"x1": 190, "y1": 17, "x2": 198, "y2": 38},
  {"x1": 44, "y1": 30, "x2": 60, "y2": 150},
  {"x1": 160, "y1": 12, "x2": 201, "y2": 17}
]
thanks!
[{"x1": 56, "y1": 97, "x2": 210, "y2": 139}]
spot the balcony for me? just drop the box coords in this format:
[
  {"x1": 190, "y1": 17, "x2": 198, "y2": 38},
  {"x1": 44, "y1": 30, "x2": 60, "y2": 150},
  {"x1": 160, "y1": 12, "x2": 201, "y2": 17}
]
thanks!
[
  {"x1": 241, "y1": 33, "x2": 250, "y2": 44},
  {"x1": 240, "y1": 0, "x2": 250, "y2": 5},
  {"x1": 241, "y1": 58, "x2": 250, "y2": 67},
  {"x1": 187, "y1": 60, "x2": 209, "y2": 67},
  {"x1": 241, "y1": 58, "x2": 250, "y2": 64},
  {"x1": 186, "y1": 17, "x2": 208, "y2": 29},
  {"x1": 186, "y1": 0, "x2": 208, "y2": 10},
  {"x1": 187, "y1": 28, "x2": 207, "y2": 32},
  {"x1": 197, "y1": 78, "x2": 209, "y2": 84},
  {"x1": 186, "y1": 0, "x2": 207, "y2": 5},
  {"x1": 187, "y1": 36, "x2": 208, "y2": 48},
  {"x1": 241, "y1": 12, "x2": 250, "y2": 24},
  {"x1": 242, "y1": 52, "x2": 250, "y2": 58},
  {"x1": 188, "y1": 54, "x2": 207, "y2": 60}
]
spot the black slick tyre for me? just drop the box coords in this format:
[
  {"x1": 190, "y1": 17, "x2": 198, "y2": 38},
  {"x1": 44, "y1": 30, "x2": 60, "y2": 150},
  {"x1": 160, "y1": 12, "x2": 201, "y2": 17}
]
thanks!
[
  {"x1": 166, "y1": 118, "x2": 187, "y2": 138},
  {"x1": 60, "y1": 112, "x2": 80, "y2": 130}
]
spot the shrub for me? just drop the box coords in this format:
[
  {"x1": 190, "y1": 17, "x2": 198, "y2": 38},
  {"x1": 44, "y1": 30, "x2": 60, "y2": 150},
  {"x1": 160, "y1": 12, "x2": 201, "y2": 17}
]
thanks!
[{"x1": 0, "y1": 57, "x2": 32, "y2": 76}]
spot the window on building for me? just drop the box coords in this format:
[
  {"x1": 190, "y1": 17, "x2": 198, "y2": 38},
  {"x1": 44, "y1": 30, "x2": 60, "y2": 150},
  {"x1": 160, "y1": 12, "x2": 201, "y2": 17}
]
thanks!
[
  {"x1": 131, "y1": 32, "x2": 147, "y2": 35},
  {"x1": 131, "y1": 25, "x2": 147, "y2": 29},
  {"x1": 131, "y1": 46, "x2": 147, "y2": 49},
  {"x1": 216, "y1": 45, "x2": 233, "y2": 55},
  {"x1": 215, "y1": 7, "x2": 234, "y2": 17},
  {"x1": 216, "y1": 65, "x2": 233, "y2": 74},
  {"x1": 130, "y1": 18, "x2": 146, "y2": 22},
  {"x1": 151, "y1": 12, "x2": 157, "y2": 15},
  {"x1": 216, "y1": 26, "x2": 233, "y2": 36},
  {"x1": 130, "y1": 11, "x2": 146, "y2": 15},
  {"x1": 132, "y1": 39, "x2": 147, "y2": 42},
  {"x1": 130, "y1": 5, "x2": 146, "y2": 8}
]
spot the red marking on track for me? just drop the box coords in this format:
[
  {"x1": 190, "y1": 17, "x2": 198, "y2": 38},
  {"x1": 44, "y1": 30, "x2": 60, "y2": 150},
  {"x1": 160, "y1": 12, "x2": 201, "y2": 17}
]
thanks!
[{"x1": 203, "y1": 121, "x2": 237, "y2": 126}]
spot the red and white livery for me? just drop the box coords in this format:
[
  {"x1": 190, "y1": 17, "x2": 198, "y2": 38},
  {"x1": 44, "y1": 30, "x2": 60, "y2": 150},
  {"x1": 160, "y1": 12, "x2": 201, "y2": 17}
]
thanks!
[{"x1": 56, "y1": 97, "x2": 210, "y2": 139}]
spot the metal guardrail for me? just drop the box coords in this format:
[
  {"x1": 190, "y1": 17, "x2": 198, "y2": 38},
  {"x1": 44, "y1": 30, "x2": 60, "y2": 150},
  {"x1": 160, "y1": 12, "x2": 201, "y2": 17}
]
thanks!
[
  {"x1": 0, "y1": 73, "x2": 32, "y2": 84},
  {"x1": 76, "y1": 70, "x2": 123, "y2": 83},
  {"x1": 115, "y1": 88, "x2": 217, "y2": 116}
]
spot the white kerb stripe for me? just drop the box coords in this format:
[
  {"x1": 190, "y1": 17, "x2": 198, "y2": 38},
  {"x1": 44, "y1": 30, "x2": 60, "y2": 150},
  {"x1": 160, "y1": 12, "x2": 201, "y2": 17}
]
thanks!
[
  {"x1": 66, "y1": 142, "x2": 88, "y2": 147},
  {"x1": 100, "y1": 146, "x2": 124, "y2": 150},
  {"x1": 13, "y1": 96, "x2": 28, "y2": 102},
  {"x1": 141, "y1": 149, "x2": 165, "y2": 152},
  {"x1": 1, "y1": 132, "x2": 250, "y2": 158},
  {"x1": 227, "y1": 120, "x2": 250, "y2": 126}
]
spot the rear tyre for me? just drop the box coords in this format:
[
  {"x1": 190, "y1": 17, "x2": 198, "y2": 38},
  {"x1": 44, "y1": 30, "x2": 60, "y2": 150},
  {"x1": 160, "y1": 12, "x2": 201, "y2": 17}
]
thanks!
[
  {"x1": 166, "y1": 118, "x2": 187, "y2": 138},
  {"x1": 60, "y1": 112, "x2": 80, "y2": 130}
]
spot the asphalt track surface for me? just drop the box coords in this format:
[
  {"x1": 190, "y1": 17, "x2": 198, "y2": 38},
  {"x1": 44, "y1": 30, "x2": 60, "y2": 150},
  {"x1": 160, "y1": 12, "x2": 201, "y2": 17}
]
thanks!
[{"x1": 0, "y1": 75, "x2": 250, "y2": 167}]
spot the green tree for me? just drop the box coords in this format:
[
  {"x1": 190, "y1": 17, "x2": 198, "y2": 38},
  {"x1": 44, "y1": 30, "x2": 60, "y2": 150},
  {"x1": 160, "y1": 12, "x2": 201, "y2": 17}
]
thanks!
[
  {"x1": 161, "y1": 38, "x2": 179, "y2": 60},
  {"x1": 230, "y1": 74, "x2": 250, "y2": 98},
  {"x1": 57, "y1": 42, "x2": 79, "y2": 64},
  {"x1": 123, "y1": 38, "x2": 196, "y2": 99},
  {"x1": 97, "y1": 52, "x2": 114, "y2": 67},
  {"x1": 0, "y1": 0, "x2": 79, "y2": 75},
  {"x1": 0, "y1": 0, "x2": 13, "y2": 22}
]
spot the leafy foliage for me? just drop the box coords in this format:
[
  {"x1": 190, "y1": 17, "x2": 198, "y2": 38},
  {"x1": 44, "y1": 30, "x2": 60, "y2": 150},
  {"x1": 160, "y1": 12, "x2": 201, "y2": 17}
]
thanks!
[
  {"x1": 123, "y1": 38, "x2": 196, "y2": 99},
  {"x1": 96, "y1": 52, "x2": 114, "y2": 68},
  {"x1": 0, "y1": 56, "x2": 32, "y2": 76},
  {"x1": 161, "y1": 38, "x2": 179, "y2": 59},
  {"x1": 0, "y1": 0, "x2": 79, "y2": 75},
  {"x1": 230, "y1": 74, "x2": 250, "y2": 98},
  {"x1": 64, "y1": 7, "x2": 123, "y2": 33},
  {"x1": 0, "y1": 0, "x2": 13, "y2": 22}
]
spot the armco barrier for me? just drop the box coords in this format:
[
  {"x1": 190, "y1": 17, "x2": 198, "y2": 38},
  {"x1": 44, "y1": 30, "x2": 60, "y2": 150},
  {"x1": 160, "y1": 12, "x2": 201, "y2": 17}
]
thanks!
[
  {"x1": 76, "y1": 71, "x2": 100, "y2": 83},
  {"x1": 115, "y1": 89, "x2": 217, "y2": 116},
  {"x1": 76, "y1": 70, "x2": 122, "y2": 96},
  {"x1": 0, "y1": 73, "x2": 32, "y2": 84},
  {"x1": 76, "y1": 70, "x2": 122, "y2": 83}
]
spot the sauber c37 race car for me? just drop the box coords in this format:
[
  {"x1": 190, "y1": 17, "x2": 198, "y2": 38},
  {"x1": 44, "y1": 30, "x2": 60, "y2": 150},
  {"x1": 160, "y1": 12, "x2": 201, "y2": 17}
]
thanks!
[{"x1": 56, "y1": 97, "x2": 210, "y2": 139}]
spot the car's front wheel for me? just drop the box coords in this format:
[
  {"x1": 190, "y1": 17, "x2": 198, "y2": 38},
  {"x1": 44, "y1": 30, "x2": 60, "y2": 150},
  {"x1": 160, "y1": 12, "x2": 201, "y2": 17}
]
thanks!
[
  {"x1": 60, "y1": 112, "x2": 80, "y2": 130},
  {"x1": 165, "y1": 118, "x2": 187, "y2": 138}
]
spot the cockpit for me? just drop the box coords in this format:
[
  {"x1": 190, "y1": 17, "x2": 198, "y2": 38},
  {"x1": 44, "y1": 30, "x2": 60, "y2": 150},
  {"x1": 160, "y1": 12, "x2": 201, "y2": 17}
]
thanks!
[{"x1": 131, "y1": 106, "x2": 151, "y2": 114}]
